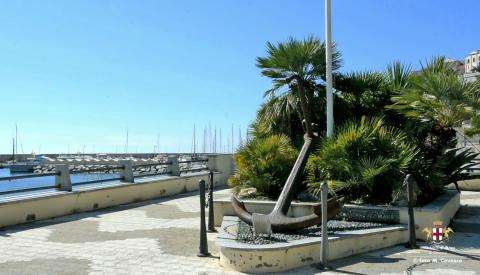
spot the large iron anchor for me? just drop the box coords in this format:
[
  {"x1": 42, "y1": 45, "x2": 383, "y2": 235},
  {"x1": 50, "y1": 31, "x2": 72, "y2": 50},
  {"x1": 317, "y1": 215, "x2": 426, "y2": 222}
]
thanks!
[{"x1": 231, "y1": 135, "x2": 345, "y2": 232}]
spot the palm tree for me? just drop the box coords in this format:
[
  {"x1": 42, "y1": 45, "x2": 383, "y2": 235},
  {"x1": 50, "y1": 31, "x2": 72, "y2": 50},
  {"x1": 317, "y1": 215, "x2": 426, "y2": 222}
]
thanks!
[
  {"x1": 306, "y1": 116, "x2": 417, "y2": 204},
  {"x1": 334, "y1": 71, "x2": 387, "y2": 118},
  {"x1": 388, "y1": 58, "x2": 477, "y2": 129},
  {"x1": 256, "y1": 36, "x2": 342, "y2": 137},
  {"x1": 253, "y1": 80, "x2": 327, "y2": 146},
  {"x1": 386, "y1": 61, "x2": 413, "y2": 91},
  {"x1": 229, "y1": 134, "x2": 297, "y2": 199}
]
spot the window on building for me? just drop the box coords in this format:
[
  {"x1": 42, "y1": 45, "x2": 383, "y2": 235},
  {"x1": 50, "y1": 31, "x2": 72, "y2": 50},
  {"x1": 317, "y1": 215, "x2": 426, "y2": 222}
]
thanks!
[{"x1": 467, "y1": 59, "x2": 470, "y2": 63}]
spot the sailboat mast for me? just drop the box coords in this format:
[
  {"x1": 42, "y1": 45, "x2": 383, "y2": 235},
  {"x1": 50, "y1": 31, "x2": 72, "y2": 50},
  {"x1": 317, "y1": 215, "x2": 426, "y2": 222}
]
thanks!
[
  {"x1": 193, "y1": 124, "x2": 196, "y2": 155},
  {"x1": 12, "y1": 138, "x2": 15, "y2": 163},
  {"x1": 231, "y1": 124, "x2": 234, "y2": 153},
  {"x1": 208, "y1": 123, "x2": 212, "y2": 153},
  {"x1": 125, "y1": 128, "x2": 129, "y2": 154},
  {"x1": 15, "y1": 124, "x2": 18, "y2": 158},
  {"x1": 238, "y1": 126, "x2": 242, "y2": 147},
  {"x1": 203, "y1": 127, "x2": 206, "y2": 153},
  {"x1": 214, "y1": 126, "x2": 217, "y2": 153}
]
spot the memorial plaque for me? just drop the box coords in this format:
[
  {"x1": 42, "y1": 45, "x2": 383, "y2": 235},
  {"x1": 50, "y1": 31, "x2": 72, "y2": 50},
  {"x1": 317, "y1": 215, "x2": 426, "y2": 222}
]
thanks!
[{"x1": 336, "y1": 206, "x2": 400, "y2": 224}]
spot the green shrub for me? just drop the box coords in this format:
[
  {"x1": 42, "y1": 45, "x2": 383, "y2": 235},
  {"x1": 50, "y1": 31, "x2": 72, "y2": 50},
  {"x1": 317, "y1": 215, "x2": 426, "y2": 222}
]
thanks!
[
  {"x1": 306, "y1": 116, "x2": 417, "y2": 204},
  {"x1": 412, "y1": 148, "x2": 479, "y2": 203},
  {"x1": 229, "y1": 134, "x2": 297, "y2": 199}
]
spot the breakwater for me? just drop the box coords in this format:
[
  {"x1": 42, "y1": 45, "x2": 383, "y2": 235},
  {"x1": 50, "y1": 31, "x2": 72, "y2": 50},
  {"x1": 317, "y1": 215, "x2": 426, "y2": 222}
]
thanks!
[
  {"x1": 0, "y1": 153, "x2": 209, "y2": 163},
  {"x1": 32, "y1": 164, "x2": 169, "y2": 175}
]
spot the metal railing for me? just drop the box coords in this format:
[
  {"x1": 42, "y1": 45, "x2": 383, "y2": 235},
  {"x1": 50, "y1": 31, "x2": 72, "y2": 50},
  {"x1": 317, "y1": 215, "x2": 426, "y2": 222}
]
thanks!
[{"x1": 0, "y1": 158, "x2": 209, "y2": 196}]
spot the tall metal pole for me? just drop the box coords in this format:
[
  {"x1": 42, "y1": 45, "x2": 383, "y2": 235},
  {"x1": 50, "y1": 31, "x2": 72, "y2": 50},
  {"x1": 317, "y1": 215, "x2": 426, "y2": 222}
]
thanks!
[{"x1": 325, "y1": 0, "x2": 334, "y2": 137}]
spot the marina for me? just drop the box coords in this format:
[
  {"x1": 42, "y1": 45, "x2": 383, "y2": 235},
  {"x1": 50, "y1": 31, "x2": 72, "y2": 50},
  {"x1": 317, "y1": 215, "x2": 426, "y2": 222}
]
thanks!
[
  {"x1": 0, "y1": 154, "x2": 209, "y2": 196},
  {"x1": 0, "y1": 1, "x2": 479, "y2": 274}
]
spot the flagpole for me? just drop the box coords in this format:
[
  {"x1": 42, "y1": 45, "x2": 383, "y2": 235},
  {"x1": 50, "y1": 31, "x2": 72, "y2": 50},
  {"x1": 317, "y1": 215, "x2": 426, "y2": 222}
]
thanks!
[{"x1": 325, "y1": 0, "x2": 334, "y2": 137}]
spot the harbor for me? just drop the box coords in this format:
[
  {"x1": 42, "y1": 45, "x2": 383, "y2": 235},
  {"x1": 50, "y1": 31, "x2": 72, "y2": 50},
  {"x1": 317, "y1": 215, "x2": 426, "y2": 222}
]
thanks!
[{"x1": 0, "y1": 153, "x2": 210, "y2": 196}]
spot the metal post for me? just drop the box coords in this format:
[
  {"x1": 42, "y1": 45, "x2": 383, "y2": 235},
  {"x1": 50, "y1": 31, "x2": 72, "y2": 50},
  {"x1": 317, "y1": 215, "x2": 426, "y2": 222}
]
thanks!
[
  {"x1": 120, "y1": 160, "x2": 134, "y2": 183},
  {"x1": 198, "y1": 179, "x2": 210, "y2": 257},
  {"x1": 406, "y1": 174, "x2": 418, "y2": 248},
  {"x1": 325, "y1": 0, "x2": 334, "y2": 137},
  {"x1": 55, "y1": 164, "x2": 72, "y2": 192},
  {"x1": 207, "y1": 171, "x2": 216, "y2": 232},
  {"x1": 320, "y1": 182, "x2": 329, "y2": 266},
  {"x1": 168, "y1": 155, "x2": 180, "y2": 176}
]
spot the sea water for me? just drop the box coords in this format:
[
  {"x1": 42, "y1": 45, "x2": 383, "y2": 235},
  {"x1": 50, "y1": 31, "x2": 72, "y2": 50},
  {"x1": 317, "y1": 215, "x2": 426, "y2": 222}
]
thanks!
[{"x1": 0, "y1": 168, "x2": 119, "y2": 194}]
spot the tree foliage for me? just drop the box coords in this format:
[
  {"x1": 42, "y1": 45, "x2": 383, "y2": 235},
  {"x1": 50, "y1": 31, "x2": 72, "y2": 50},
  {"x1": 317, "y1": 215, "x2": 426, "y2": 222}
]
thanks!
[
  {"x1": 254, "y1": 36, "x2": 342, "y2": 143},
  {"x1": 229, "y1": 135, "x2": 297, "y2": 199},
  {"x1": 306, "y1": 116, "x2": 417, "y2": 204},
  {"x1": 234, "y1": 36, "x2": 480, "y2": 205}
]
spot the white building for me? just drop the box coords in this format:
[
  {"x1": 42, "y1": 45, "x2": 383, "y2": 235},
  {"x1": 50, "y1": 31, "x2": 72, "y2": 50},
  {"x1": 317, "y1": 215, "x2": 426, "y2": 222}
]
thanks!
[{"x1": 465, "y1": 50, "x2": 480, "y2": 73}]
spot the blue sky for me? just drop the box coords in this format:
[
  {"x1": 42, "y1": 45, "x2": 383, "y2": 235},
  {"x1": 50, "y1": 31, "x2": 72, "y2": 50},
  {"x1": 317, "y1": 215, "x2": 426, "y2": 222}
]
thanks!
[{"x1": 1, "y1": 0, "x2": 479, "y2": 154}]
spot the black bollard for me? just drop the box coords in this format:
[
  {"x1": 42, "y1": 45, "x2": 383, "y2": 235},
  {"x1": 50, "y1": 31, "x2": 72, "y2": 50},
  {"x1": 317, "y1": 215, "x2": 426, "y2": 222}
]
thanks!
[
  {"x1": 320, "y1": 182, "x2": 329, "y2": 267},
  {"x1": 207, "y1": 171, "x2": 216, "y2": 232},
  {"x1": 406, "y1": 174, "x2": 418, "y2": 249},
  {"x1": 197, "y1": 179, "x2": 210, "y2": 257}
]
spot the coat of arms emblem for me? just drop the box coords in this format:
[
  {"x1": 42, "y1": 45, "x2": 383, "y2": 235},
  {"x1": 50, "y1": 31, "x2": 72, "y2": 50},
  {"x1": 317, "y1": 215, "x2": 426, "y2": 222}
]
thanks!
[{"x1": 422, "y1": 220, "x2": 454, "y2": 243}]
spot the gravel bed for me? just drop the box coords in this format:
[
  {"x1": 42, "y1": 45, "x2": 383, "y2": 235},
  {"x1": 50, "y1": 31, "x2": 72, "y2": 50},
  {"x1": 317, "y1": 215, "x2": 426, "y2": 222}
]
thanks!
[{"x1": 234, "y1": 220, "x2": 387, "y2": 245}]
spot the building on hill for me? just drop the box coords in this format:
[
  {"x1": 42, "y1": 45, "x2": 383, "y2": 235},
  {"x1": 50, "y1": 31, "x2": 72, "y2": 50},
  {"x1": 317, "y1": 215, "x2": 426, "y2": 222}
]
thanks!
[
  {"x1": 465, "y1": 50, "x2": 480, "y2": 73},
  {"x1": 444, "y1": 57, "x2": 465, "y2": 74}
]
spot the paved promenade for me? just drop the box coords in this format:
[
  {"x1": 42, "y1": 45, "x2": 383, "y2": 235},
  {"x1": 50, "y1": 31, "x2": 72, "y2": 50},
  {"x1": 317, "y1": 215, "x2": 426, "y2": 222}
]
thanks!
[
  {"x1": 0, "y1": 189, "x2": 235, "y2": 275},
  {"x1": 0, "y1": 189, "x2": 479, "y2": 274}
]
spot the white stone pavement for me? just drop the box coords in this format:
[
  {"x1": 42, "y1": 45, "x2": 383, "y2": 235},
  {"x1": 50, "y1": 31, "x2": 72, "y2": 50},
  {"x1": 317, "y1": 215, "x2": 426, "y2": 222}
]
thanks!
[{"x1": 0, "y1": 189, "x2": 479, "y2": 274}]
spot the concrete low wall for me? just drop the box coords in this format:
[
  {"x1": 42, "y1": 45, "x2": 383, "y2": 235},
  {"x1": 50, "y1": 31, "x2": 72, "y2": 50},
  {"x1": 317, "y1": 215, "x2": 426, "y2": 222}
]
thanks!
[
  {"x1": 399, "y1": 190, "x2": 460, "y2": 239},
  {"x1": 217, "y1": 216, "x2": 408, "y2": 273},
  {"x1": 447, "y1": 179, "x2": 480, "y2": 191},
  {"x1": 0, "y1": 153, "x2": 234, "y2": 229},
  {"x1": 0, "y1": 172, "x2": 222, "y2": 229},
  {"x1": 213, "y1": 190, "x2": 460, "y2": 241}
]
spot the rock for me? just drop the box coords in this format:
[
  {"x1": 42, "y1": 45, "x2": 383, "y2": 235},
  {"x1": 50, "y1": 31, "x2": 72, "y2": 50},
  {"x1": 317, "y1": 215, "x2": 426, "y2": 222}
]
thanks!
[
  {"x1": 234, "y1": 220, "x2": 385, "y2": 245},
  {"x1": 238, "y1": 188, "x2": 257, "y2": 198}
]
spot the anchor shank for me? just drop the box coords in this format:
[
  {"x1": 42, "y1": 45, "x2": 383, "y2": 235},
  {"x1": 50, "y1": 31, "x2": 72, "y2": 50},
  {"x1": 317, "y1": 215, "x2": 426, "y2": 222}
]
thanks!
[{"x1": 272, "y1": 135, "x2": 314, "y2": 215}]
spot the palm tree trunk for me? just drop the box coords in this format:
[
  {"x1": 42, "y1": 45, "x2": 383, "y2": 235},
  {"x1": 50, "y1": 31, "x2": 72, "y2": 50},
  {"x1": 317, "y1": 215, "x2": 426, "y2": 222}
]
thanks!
[{"x1": 296, "y1": 77, "x2": 314, "y2": 137}]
